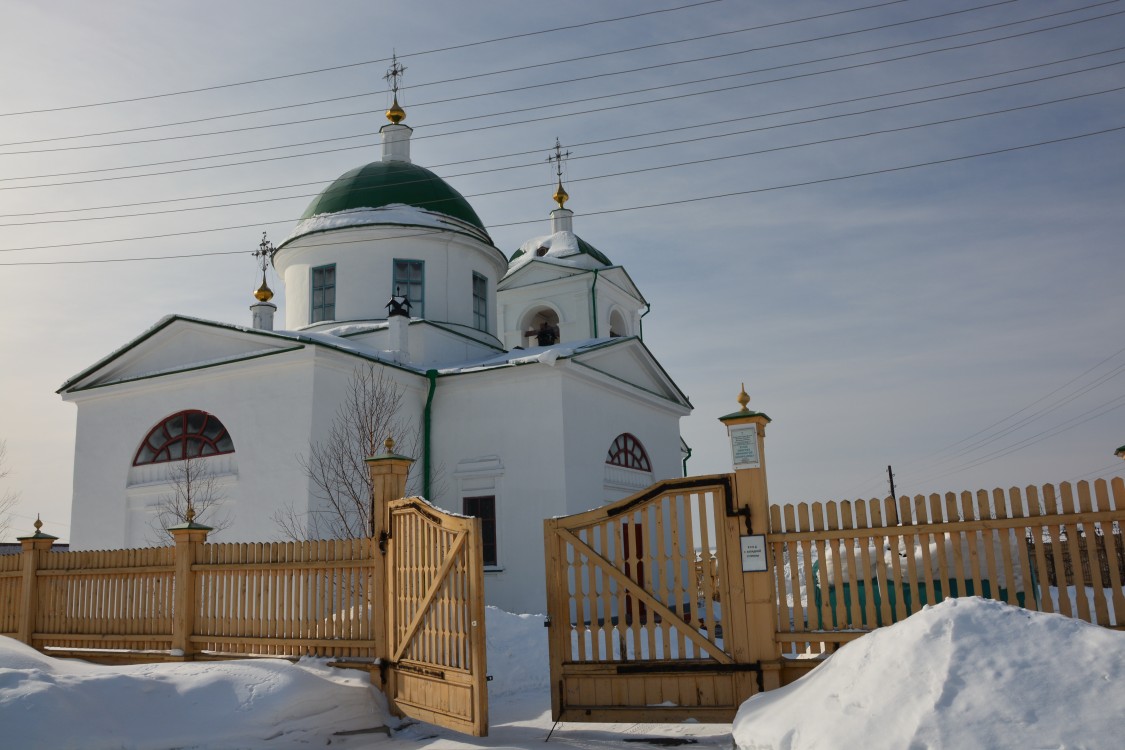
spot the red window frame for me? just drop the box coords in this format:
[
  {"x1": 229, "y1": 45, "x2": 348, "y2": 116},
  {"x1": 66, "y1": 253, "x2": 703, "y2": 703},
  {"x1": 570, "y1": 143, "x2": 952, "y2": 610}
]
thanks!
[
  {"x1": 133, "y1": 410, "x2": 235, "y2": 466},
  {"x1": 606, "y1": 433, "x2": 651, "y2": 472}
]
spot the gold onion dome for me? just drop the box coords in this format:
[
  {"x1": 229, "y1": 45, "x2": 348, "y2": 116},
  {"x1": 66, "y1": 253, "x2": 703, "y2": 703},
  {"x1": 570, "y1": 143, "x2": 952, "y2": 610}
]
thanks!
[
  {"x1": 553, "y1": 179, "x2": 569, "y2": 209},
  {"x1": 386, "y1": 95, "x2": 406, "y2": 124},
  {"x1": 254, "y1": 275, "x2": 274, "y2": 302}
]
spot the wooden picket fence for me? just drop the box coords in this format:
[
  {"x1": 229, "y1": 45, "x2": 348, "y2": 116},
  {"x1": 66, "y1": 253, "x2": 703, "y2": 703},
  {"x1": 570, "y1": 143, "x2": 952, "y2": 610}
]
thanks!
[
  {"x1": 766, "y1": 478, "x2": 1125, "y2": 657},
  {"x1": 0, "y1": 536, "x2": 379, "y2": 659}
]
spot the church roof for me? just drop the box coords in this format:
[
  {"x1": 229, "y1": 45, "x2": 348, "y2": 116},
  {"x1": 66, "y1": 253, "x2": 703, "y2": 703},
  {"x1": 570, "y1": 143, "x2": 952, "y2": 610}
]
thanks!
[
  {"x1": 508, "y1": 231, "x2": 611, "y2": 272},
  {"x1": 277, "y1": 161, "x2": 492, "y2": 249},
  {"x1": 58, "y1": 316, "x2": 689, "y2": 409}
]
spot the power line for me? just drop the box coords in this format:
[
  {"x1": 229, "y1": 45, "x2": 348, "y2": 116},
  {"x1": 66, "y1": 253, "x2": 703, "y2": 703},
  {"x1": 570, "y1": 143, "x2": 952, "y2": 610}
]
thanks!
[
  {"x1": 0, "y1": 0, "x2": 1019, "y2": 153},
  {"x1": 4, "y1": 89, "x2": 1122, "y2": 252},
  {"x1": 896, "y1": 343, "x2": 1125, "y2": 476},
  {"x1": 4, "y1": 44, "x2": 1119, "y2": 222},
  {"x1": 3, "y1": 58, "x2": 1120, "y2": 228},
  {"x1": 2, "y1": 121, "x2": 1120, "y2": 266},
  {"x1": 0, "y1": 0, "x2": 725, "y2": 117},
  {"x1": 0, "y1": 0, "x2": 1100, "y2": 161},
  {"x1": 5, "y1": 8, "x2": 1121, "y2": 191},
  {"x1": 905, "y1": 393, "x2": 1125, "y2": 485}
]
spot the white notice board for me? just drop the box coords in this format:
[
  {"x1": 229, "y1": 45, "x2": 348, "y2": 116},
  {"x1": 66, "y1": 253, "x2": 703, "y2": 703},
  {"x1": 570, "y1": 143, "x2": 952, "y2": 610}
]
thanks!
[
  {"x1": 728, "y1": 423, "x2": 760, "y2": 469},
  {"x1": 740, "y1": 534, "x2": 767, "y2": 573}
]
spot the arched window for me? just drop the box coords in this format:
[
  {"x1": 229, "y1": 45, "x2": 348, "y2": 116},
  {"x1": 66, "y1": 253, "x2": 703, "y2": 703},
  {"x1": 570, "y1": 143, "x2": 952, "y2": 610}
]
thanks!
[
  {"x1": 606, "y1": 433, "x2": 651, "y2": 472},
  {"x1": 133, "y1": 410, "x2": 235, "y2": 466}
]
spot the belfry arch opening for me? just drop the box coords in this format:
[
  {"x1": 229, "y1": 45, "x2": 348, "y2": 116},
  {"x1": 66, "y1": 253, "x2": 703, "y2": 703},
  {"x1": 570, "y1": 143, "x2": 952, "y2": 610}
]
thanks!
[
  {"x1": 608, "y1": 309, "x2": 628, "y2": 338},
  {"x1": 521, "y1": 306, "x2": 561, "y2": 347}
]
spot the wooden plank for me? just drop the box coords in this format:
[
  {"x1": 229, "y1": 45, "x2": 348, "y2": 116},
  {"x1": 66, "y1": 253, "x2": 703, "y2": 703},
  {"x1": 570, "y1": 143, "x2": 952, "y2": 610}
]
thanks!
[
  {"x1": 1059, "y1": 484, "x2": 1089, "y2": 620},
  {"x1": 1096, "y1": 479, "x2": 1125, "y2": 625},
  {"x1": 798, "y1": 504, "x2": 816, "y2": 633},
  {"x1": 1026, "y1": 486, "x2": 1055, "y2": 614},
  {"x1": 1077, "y1": 481, "x2": 1109, "y2": 625},
  {"x1": 839, "y1": 501, "x2": 862, "y2": 630},
  {"x1": 902, "y1": 499, "x2": 922, "y2": 619},
  {"x1": 783, "y1": 504, "x2": 803, "y2": 637}
]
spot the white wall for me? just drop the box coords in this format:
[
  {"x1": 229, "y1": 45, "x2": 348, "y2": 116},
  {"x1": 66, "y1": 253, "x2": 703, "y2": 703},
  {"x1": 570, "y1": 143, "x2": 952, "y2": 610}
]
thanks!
[
  {"x1": 274, "y1": 226, "x2": 506, "y2": 333},
  {"x1": 67, "y1": 350, "x2": 318, "y2": 548}
]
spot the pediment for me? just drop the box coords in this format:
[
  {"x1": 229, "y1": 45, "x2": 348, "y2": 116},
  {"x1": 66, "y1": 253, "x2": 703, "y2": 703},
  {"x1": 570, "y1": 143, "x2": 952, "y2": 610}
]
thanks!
[
  {"x1": 61, "y1": 317, "x2": 302, "y2": 392},
  {"x1": 571, "y1": 339, "x2": 690, "y2": 409},
  {"x1": 498, "y1": 260, "x2": 587, "y2": 290}
]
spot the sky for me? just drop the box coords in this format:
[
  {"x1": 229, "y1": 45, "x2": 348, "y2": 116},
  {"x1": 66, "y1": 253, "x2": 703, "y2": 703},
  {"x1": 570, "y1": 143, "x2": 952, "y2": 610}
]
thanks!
[
  {"x1": 3, "y1": 599, "x2": 1122, "y2": 748},
  {"x1": 0, "y1": 0, "x2": 1123, "y2": 543}
]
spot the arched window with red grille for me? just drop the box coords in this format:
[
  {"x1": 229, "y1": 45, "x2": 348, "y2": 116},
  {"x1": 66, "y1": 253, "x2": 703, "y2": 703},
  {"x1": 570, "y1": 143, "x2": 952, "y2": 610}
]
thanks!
[
  {"x1": 133, "y1": 410, "x2": 235, "y2": 466},
  {"x1": 605, "y1": 433, "x2": 651, "y2": 472}
]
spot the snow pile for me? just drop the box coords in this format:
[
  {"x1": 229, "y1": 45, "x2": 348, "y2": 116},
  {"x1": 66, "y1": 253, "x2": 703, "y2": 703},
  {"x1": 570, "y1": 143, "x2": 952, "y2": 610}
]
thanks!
[
  {"x1": 484, "y1": 606, "x2": 549, "y2": 698},
  {"x1": 733, "y1": 597, "x2": 1125, "y2": 750},
  {"x1": 0, "y1": 638, "x2": 387, "y2": 749}
]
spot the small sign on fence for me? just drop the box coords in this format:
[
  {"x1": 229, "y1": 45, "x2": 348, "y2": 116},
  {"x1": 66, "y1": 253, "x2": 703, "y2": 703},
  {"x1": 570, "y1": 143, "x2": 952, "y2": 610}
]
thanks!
[{"x1": 740, "y1": 534, "x2": 767, "y2": 572}]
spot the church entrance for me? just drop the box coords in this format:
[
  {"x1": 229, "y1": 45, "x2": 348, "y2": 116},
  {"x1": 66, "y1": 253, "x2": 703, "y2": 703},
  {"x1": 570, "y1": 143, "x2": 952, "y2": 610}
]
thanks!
[{"x1": 541, "y1": 475, "x2": 761, "y2": 723}]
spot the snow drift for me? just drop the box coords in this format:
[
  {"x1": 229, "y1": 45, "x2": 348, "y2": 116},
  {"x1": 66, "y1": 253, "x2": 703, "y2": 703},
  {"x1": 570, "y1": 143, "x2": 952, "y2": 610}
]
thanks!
[{"x1": 733, "y1": 597, "x2": 1125, "y2": 750}]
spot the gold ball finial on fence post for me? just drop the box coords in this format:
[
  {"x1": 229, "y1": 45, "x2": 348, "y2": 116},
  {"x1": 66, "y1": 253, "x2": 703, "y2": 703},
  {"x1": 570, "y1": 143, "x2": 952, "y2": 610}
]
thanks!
[
  {"x1": 737, "y1": 383, "x2": 751, "y2": 412},
  {"x1": 384, "y1": 437, "x2": 396, "y2": 454}
]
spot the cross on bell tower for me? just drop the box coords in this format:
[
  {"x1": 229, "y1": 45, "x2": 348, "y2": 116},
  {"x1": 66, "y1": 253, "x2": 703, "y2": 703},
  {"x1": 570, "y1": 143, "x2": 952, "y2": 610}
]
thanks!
[
  {"x1": 384, "y1": 52, "x2": 407, "y2": 124},
  {"x1": 547, "y1": 138, "x2": 571, "y2": 209}
]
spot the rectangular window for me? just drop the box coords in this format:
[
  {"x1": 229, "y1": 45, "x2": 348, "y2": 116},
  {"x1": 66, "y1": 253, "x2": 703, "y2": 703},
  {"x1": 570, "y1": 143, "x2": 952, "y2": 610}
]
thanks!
[
  {"x1": 462, "y1": 495, "x2": 497, "y2": 567},
  {"x1": 472, "y1": 272, "x2": 488, "y2": 331},
  {"x1": 393, "y1": 259, "x2": 424, "y2": 317},
  {"x1": 311, "y1": 264, "x2": 336, "y2": 323}
]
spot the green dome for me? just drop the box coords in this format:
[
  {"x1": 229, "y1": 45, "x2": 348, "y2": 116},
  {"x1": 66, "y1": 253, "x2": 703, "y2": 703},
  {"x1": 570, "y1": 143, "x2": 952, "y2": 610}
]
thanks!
[{"x1": 296, "y1": 160, "x2": 488, "y2": 233}]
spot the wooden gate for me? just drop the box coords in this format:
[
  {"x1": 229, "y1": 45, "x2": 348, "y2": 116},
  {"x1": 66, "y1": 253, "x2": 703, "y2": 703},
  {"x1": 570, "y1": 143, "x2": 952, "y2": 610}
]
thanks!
[
  {"x1": 383, "y1": 497, "x2": 489, "y2": 736},
  {"x1": 543, "y1": 475, "x2": 760, "y2": 723}
]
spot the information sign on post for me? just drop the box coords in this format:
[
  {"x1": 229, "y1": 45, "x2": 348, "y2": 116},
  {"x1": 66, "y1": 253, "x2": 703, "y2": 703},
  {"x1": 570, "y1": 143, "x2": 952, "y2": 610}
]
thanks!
[
  {"x1": 728, "y1": 423, "x2": 760, "y2": 469},
  {"x1": 740, "y1": 534, "x2": 767, "y2": 573}
]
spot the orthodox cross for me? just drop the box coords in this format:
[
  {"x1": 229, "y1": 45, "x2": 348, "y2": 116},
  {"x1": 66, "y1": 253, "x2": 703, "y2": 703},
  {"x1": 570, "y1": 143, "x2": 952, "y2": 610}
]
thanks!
[
  {"x1": 384, "y1": 52, "x2": 406, "y2": 97},
  {"x1": 253, "y1": 232, "x2": 273, "y2": 276},
  {"x1": 548, "y1": 138, "x2": 571, "y2": 209}
]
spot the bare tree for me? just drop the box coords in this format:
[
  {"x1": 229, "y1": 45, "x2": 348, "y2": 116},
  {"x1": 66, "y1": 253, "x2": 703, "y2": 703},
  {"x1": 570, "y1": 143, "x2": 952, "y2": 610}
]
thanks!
[
  {"x1": 0, "y1": 440, "x2": 19, "y2": 542},
  {"x1": 275, "y1": 365, "x2": 425, "y2": 540},
  {"x1": 147, "y1": 455, "x2": 231, "y2": 543}
]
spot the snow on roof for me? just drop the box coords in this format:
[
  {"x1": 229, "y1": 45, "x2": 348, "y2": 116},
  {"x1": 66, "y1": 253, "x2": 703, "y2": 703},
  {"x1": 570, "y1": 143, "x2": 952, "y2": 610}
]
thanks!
[
  {"x1": 282, "y1": 203, "x2": 490, "y2": 246},
  {"x1": 507, "y1": 231, "x2": 608, "y2": 274},
  {"x1": 435, "y1": 337, "x2": 621, "y2": 375}
]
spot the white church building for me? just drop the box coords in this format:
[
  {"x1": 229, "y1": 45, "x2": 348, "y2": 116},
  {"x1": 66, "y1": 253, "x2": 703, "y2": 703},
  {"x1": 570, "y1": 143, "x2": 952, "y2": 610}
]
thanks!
[{"x1": 58, "y1": 99, "x2": 691, "y2": 613}]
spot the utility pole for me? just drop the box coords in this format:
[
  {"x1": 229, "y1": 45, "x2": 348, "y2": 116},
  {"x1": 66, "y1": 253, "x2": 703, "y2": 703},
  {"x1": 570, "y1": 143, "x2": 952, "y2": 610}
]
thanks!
[{"x1": 887, "y1": 465, "x2": 900, "y2": 525}]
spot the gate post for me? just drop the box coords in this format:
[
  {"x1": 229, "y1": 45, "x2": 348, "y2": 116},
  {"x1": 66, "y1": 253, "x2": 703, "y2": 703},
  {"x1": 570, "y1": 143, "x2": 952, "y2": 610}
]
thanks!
[
  {"x1": 16, "y1": 518, "x2": 57, "y2": 646},
  {"x1": 169, "y1": 511, "x2": 210, "y2": 659},
  {"x1": 366, "y1": 438, "x2": 414, "y2": 678},
  {"x1": 719, "y1": 384, "x2": 782, "y2": 690}
]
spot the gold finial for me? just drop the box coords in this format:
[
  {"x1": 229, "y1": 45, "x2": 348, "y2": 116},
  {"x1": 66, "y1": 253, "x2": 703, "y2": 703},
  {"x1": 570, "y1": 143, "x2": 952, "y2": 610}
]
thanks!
[
  {"x1": 253, "y1": 232, "x2": 275, "y2": 301},
  {"x1": 185, "y1": 504, "x2": 196, "y2": 524},
  {"x1": 384, "y1": 53, "x2": 407, "y2": 124},
  {"x1": 547, "y1": 138, "x2": 572, "y2": 209},
  {"x1": 384, "y1": 437, "x2": 395, "y2": 453},
  {"x1": 254, "y1": 274, "x2": 274, "y2": 302},
  {"x1": 34, "y1": 515, "x2": 43, "y2": 532},
  {"x1": 737, "y1": 382, "x2": 751, "y2": 412},
  {"x1": 552, "y1": 179, "x2": 569, "y2": 209}
]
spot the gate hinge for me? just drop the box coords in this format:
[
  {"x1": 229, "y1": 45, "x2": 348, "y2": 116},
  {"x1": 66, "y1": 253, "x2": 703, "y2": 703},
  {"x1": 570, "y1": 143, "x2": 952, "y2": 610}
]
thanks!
[
  {"x1": 543, "y1": 615, "x2": 551, "y2": 628},
  {"x1": 378, "y1": 530, "x2": 391, "y2": 554},
  {"x1": 486, "y1": 675, "x2": 493, "y2": 682}
]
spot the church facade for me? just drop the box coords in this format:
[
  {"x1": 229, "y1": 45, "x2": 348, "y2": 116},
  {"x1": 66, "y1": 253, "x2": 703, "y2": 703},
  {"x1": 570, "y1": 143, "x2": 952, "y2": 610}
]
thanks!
[{"x1": 58, "y1": 104, "x2": 691, "y2": 613}]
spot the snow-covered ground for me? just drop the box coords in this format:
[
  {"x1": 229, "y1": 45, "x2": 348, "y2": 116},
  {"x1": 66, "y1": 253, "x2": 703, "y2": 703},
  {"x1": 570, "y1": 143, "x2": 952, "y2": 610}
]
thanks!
[{"x1": 2, "y1": 600, "x2": 1122, "y2": 749}]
